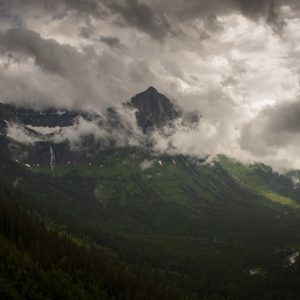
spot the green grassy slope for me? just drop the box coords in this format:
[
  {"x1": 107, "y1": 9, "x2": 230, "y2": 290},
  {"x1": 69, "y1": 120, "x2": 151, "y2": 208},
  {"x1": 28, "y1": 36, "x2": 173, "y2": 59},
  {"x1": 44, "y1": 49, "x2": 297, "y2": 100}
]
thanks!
[{"x1": 218, "y1": 155, "x2": 300, "y2": 207}]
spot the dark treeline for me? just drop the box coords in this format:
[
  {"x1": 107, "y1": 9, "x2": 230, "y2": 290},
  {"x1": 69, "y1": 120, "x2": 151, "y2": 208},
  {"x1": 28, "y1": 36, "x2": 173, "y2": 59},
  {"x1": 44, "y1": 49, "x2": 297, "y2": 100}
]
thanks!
[{"x1": 0, "y1": 184, "x2": 186, "y2": 300}]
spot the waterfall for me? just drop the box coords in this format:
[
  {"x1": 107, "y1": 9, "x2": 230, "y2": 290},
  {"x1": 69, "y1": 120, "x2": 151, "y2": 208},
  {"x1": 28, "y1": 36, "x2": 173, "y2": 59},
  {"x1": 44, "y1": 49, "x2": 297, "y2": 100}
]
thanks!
[{"x1": 50, "y1": 146, "x2": 56, "y2": 170}]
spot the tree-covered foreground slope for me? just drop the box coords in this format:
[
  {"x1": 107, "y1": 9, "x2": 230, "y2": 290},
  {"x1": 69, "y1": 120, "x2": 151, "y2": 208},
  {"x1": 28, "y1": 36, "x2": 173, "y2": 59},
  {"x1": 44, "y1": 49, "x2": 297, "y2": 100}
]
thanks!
[
  {"x1": 1, "y1": 149, "x2": 300, "y2": 299},
  {"x1": 0, "y1": 182, "x2": 182, "y2": 300}
]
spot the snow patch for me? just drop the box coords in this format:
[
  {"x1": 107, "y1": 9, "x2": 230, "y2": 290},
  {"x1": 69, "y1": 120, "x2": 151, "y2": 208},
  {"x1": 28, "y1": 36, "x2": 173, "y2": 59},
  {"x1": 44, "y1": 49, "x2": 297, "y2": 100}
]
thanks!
[
  {"x1": 289, "y1": 252, "x2": 299, "y2": 266},
  {"x1": 26, "y1": 125, "x2": 62, "y2": 135},
  {"x1": 249, "y1": 269, "x2": 261, "y2": 276}
]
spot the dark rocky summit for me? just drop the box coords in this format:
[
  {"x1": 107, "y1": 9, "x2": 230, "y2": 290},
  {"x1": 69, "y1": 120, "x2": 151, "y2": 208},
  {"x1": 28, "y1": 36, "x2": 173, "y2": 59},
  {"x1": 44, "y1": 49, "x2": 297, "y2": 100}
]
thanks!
[{"x1": 127, "y1": 87, "x2": 179, "y2": 133}]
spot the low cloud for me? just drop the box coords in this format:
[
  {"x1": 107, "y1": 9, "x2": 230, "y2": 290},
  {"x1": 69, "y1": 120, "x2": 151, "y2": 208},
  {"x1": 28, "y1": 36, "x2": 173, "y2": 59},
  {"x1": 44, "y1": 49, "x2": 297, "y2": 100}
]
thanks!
[
  {"x1": 140, "y1": 159, "x2": 155, "y2": 170},
  {"x1": 6, "y1": 122, "x2": 38, "y2": 145},
  {"x1": 52, "y1": 105, "x2": 143, "y2": 151}
]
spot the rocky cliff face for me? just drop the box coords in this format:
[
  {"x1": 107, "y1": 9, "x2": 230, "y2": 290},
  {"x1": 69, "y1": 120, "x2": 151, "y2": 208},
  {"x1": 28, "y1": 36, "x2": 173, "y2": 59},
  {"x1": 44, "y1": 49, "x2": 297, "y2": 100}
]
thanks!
[
  {"x1": 127, "y1": 87, "x2": 180, "y2": 133},
  {"x1": 2, "y1": 105, "x2": 79, "y2": 127}
]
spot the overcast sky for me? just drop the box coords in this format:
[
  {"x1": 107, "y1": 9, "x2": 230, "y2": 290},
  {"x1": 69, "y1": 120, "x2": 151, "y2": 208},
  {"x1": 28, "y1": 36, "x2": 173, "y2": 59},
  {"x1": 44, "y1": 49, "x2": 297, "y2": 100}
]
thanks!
[{"x1": 1, "y1": 0, "x2": 300, "y2": 170}]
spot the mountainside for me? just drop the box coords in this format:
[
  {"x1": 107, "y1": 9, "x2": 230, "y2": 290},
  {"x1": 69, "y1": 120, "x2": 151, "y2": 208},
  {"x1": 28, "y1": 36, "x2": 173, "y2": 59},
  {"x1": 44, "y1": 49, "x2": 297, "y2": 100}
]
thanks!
[
  {"x1": 2, "y1": 105, "x2": 79, "y2": 127},
  {"x1": 1, "y1": 88, "x2": 300, "y2": 299},
  {"x1": 0, "y1": 87, "x2": 182, "y2": 166},
  {"x1": 1, "y1": 149, "x2": 300, "y2": 299}
]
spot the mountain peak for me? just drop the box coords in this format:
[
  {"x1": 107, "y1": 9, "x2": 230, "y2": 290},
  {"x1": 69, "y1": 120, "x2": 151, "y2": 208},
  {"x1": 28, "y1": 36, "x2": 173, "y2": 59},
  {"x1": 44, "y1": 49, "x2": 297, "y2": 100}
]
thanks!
[
  {"x1": 145, "y1": 86, "x2": 159, "y2": 93},
  {"x1": 127, "y1": 87, "x2": 179, "y2": 133}
]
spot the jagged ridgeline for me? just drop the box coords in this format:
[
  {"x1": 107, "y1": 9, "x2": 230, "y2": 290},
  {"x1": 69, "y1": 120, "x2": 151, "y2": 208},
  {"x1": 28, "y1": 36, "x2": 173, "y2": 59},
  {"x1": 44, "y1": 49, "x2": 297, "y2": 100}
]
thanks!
[
  {"x1": 1, "y1": 88, "x2": 300, "y2": 300},
  {"x1": 0, "y1": 87, "x2": 185, "y2": 167}
]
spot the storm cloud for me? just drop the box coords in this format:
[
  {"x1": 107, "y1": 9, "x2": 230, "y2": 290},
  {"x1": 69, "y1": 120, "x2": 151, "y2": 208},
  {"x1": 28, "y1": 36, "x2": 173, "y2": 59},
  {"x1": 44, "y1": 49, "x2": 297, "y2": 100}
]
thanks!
[
  {"x1": 1, "y1": 0, "x2": 300, "y2": 169},
  {"x1": 239, "y1": 99, "x2": 300, "y2": 170}
]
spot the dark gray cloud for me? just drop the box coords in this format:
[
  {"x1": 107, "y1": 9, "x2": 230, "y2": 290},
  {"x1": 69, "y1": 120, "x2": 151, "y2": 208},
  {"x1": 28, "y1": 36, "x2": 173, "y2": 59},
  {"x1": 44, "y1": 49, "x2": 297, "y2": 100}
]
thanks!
[
  {"x1": 5, "y1": 0, "x2": 300, "y2": 40},
  {"x1": 100, "y1": 35, "x2": 121, "y2": 48},
  {"x1": 237, "y1": 0, "x2": 274, "y2": 18},
  {"x1": 264, "y1": 101, "x2": 300, "y2": 135},
  {"x1": 240, "y1": 99, "x2": 300, "y2": 157},
  {"x1": 102, "y1": 0, "x2": 174, "y2": 41},
  {"x1": 0, "y1": 27, "x2": 109, "y2": 109},
  {"x1": 5, "y1": 0, "x2": 105, "y2": 17},
  {"x1": 0, "y1": 28, "x2": 84, "y2": 77},
  {"x1": 236, "y1": 0, "x2": 286, "y2": 33},
  {"x1": 5, "y1": 0, "x2": 172, "y2": 40}
]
